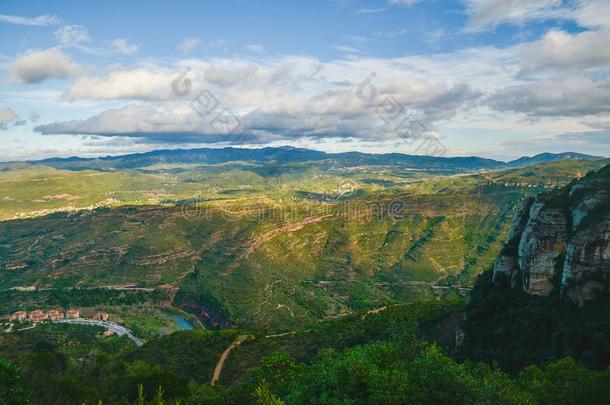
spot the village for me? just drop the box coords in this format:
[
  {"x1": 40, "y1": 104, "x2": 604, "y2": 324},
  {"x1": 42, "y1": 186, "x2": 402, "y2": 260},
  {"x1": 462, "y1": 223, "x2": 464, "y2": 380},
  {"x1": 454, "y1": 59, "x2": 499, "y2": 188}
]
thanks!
[
  {"x1": 1, "y1": 308, "x2": 145, "y2": 346},
  {"x1": 2, "y1": 308, "x2": 111, "y2": 336},
  {"x1": 5, "y1": 309, "x2": 109, "y2": 324}
]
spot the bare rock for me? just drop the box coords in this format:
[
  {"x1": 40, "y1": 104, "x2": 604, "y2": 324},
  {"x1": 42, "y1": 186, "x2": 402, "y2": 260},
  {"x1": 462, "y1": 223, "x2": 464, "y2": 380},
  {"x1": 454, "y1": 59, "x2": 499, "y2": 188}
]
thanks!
[
  {"x1": 518, "y1": 201, "x2": 568, "y2": 295},
  {"x1": 562, "y1": 216, "x2": 610, "y2": 306}
]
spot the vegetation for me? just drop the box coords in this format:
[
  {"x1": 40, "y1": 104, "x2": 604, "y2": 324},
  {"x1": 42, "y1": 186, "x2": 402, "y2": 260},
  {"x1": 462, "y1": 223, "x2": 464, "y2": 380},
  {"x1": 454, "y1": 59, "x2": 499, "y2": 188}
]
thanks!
[
  {"x1": 232, "y1": 344, "x2": 610, "y2": 405},
  {"x1": 0, "y1": 288, "x2": 168, "y2": 313},
  {"x1": 461, "y1": 271, "x2": 610, "y2": 373},
  {"x1": 460, "y1": 163, "x2": 610, "y2": 373},
  {"x1": 4, "y1": 159, "x2": 600, "y2": 330},
  {"x1": 1, "y1": 296, "x2": 607, "y2": 404},
  {"x1": 1, "y1": 152, "x2": 608, "y2": 403}
]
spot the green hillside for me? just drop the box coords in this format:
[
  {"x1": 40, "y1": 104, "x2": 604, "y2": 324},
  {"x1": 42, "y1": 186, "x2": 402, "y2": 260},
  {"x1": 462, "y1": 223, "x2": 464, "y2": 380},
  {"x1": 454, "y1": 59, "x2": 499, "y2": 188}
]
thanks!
[
  {"x1": 1, "y1": 158, "x2": 604, "y2": 330},
  {"x1": 1, "y1": 158, "x2": 608, "y2": 404},
  {"x1": 1, "y1": 298, "x2": 608, "y2": 404}
]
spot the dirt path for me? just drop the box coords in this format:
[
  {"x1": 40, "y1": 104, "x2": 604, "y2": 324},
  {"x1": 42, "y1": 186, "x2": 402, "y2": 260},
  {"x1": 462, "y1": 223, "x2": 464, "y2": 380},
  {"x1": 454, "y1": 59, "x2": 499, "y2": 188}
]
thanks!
[
  {"x1": 211, "y1": 335, "x2": 252, "y2": 386},
  {"x1": 362, "y1": 305, "x2": 388, "y2": 319}
]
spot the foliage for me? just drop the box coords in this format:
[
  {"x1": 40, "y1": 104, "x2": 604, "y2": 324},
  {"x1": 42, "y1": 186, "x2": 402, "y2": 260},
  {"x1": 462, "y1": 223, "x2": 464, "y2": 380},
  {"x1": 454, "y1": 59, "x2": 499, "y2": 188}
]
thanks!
[
  {"x1": 461, "y1": 271, "x2": 610, "y2": 372},
  {"x1": 1, "y1": 158, "x2": 608, "y2": 404},
  {"x1": 0, "y1": 360, "x2": 29, "y2": 405},
  {"x1": 127, "y1": 330, "x2": 238, "y2": 382},
  {"x1": 211, "y1": 343, "x2": 609, "y2": 404},
  {"x1": 1, "y1": 295, "x2": 609, "y2": 404},
  {"x1": 2, "y1": 158, "x2": 599, "y2": 330}
]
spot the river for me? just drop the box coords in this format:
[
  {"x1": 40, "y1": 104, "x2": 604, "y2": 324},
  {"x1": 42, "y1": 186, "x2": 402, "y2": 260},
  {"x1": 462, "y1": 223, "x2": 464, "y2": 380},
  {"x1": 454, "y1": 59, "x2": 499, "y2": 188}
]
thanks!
[{"x1": 166, "y1": 312, "x2": 194, "y2": 330}]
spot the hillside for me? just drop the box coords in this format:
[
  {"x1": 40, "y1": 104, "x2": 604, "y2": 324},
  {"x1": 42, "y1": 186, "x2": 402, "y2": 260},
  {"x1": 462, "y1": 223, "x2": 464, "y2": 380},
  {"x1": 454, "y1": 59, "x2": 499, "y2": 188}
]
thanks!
[
  {"x1": 506, "y1": 152, "x2": 604, "y2": 169},
  {"x1": 1, "y1": 157, "x2": 606, "y2": 330},
  {"x1": 0, "y1": 188, "x2": 516, "y2": 329},
  {"x1": 1, "y1": 155, "x2": 608, "y2": 404},
  {"x1": 2, "y1": 297, "x2": 608, "y2": 404},
  {"x1": 492, "y1": 164, "x2": 610, "y2": 301},
  {"x1": 461, "y1": 164, "x2": 610, "y2": 371}
]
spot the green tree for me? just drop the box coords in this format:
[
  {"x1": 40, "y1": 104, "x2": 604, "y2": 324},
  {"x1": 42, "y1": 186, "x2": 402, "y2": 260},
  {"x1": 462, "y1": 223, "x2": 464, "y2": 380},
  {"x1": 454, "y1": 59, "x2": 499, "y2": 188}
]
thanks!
[
  {"x1": 253, "y1": 381, "x2": 284, "y2": 405},
  {"x1": 518, "y1": 357, "x2": 610, "y2": 404},
  {"x1": 0, "y1": 360, "x2": 29, "y2": 405}
]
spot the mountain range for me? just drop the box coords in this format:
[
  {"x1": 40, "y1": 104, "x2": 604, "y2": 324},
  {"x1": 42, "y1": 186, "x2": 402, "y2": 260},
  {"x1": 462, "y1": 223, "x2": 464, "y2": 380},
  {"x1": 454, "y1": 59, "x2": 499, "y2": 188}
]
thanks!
[{"x1": 26, "y1": 147, "x2": 605, "y2": 172}]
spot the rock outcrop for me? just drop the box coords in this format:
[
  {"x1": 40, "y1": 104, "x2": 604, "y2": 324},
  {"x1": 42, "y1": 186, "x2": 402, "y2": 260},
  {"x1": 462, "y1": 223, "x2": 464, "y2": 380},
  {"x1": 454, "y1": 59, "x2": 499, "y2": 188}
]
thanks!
[
  {"x1": 518, "y1": 201, "x2": 568, "y2": 295},
  {"x1": 491, "y1": 197, "x2": 533, "y2": 288},
  {"x1": 492, "y1": 164, "x2": 610, "y2": 304}
]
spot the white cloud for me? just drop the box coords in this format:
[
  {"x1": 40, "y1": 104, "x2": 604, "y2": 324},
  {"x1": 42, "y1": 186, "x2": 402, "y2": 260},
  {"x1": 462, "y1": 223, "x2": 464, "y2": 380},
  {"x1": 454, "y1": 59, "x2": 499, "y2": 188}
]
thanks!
[
  {"x1": 0, "y1": 107, "x2": 17, "y2": 129},
  {"x1": 55, "y1": 25, "x2": 90, "y2": 45},
  {"x1": 389, "y1": 0, "x2": 418, "y2": 6},
  {"x1": 519, "y1": 29, "x2": 610, "y2": 73},
  {"x1": 35, "y1": 104, "x2": 242, "y2": 141},
  {"x1": 575, "y1": 0, "x2": 610, "y2": 29},
  {"x1": 178, "y1": 37, "x2": 201, "y2": 55},
  {"x1": 18, "y1": 0, "x2": 610, "y2": 156},
  {"x1": 464, "y1": 0, "x2": 569, "y2": 31},
  {"x1": 331, "y1": 45, "x2": 366, "y2": 54},
  {"x1": 65, "y1": 68, "x2": 178, "y2": 101},
  {"x1": 489, "y1": 76, "x2": 610, "y2": 117},
  {"x1": 112, "y1": 38, "x2": 139, "y2": 55},
  {"x1": 355, "y1": 8, "x2": 386, "y2": 14},
  {"x1": 29, "y1": 111, "x2": 41, "y2": 123},
  {"x1": 0, "y1": 14, "x2": 60, "y2": 26},
  {"x1": 8, "y1": 48, "x2": 83, "y2": 84},
  {"x1": 204, "y1": 64, "x2": 261, "y2": 88},
  {"x1": 36, "y1": 55, "x2": 480, "y2": 144},
  {"x1": 245, "y1": 44, "x2": 265, "y2": 53}
]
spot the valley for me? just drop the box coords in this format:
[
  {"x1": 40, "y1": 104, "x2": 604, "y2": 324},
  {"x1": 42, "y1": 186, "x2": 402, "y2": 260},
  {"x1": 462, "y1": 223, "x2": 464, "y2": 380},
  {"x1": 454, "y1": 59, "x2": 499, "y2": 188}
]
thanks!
[
  {"x1": 1, "y1": 149, "x2": 606, "y2": 332},
  {"x1": 1, "y1": 148, "x2": 608, "y2": 404}
]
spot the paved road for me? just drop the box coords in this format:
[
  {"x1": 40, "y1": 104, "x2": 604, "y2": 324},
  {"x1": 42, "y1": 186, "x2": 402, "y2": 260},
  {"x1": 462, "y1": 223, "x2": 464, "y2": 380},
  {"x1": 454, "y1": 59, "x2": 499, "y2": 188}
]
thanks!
[{"x1": 53, "y1": 319, "x2": 144, "y2": 347}]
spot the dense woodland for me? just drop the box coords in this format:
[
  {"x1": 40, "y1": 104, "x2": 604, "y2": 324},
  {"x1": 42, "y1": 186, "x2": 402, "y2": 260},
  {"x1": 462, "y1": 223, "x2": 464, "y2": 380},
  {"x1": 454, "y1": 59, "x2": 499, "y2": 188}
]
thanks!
[{"x1": 1, "y1": 296, "x2": 609, "y2": 404}]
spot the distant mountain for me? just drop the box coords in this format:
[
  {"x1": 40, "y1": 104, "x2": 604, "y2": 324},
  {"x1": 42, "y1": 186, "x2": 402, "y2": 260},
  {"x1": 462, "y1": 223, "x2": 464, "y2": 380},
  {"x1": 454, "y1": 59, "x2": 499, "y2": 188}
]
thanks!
[
  {"x1": 27, "y1": 147, "x2": 605, "y2": 172},
  {"x1": 35, "y1": 146, "x2": 503, "y2": 171},
  {"x1": 506, "y1": 152, "x2": 603, "y2": 169}
]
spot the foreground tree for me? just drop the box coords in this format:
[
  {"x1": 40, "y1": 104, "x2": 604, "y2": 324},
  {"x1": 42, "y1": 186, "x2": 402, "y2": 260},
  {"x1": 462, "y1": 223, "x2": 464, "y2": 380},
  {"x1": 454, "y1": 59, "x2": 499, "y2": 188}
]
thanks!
[{"x1": 0, "y1": 359, "x2": 29, "y2": 405}]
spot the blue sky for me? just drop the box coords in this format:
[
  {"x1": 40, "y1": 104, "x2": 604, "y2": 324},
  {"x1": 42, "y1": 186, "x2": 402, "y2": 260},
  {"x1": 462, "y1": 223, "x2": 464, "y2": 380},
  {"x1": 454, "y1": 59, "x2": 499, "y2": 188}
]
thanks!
[{"x1": 1, "y1": 0, "x2": 609, "y2": 161}]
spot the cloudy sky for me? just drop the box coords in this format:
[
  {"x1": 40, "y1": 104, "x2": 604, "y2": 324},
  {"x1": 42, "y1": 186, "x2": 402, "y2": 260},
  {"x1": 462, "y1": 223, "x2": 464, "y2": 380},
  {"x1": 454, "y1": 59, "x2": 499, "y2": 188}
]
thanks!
[{"x1": 0, "y1": 0, "x2": 609, "y2": 161}]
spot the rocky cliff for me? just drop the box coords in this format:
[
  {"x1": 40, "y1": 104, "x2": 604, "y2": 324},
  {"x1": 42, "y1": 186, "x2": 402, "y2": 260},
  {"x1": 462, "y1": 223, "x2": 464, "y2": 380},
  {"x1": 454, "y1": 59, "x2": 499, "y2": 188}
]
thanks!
[{"x1": 492, "y1": 164, "x2": 610, "y2": 305}]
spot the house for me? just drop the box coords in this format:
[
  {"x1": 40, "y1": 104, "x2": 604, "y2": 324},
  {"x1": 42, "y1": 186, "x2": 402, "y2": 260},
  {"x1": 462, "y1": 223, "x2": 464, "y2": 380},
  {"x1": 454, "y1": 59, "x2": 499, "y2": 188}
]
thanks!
[
  {"x1": 92, "y1": 312, "x2": 109, "y2": 321},
  {"x1": 66, "y1": 309, "x2": 80, "y2": 319},
  {"x1": 103, "y1": 330, "x2": 115, "y2": 337},
  {"x1": 11, "y1": 311, "x2": 27, "y2": 322},
  {"x1": 29, "y1": 310, "x2": 48, "y2": 323},
  {"x1": 47, "y1": 309, "x2": 63, "y2": 321}
]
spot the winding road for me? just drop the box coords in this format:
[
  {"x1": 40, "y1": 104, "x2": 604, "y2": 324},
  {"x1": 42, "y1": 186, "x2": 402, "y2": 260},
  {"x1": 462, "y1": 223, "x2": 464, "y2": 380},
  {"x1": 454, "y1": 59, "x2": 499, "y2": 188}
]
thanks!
[
  {"x1": 211, "y1": 335, "x2": 253, "y2": 385},
  {"x1": 53, "y1": 319, "x2": 145, "y2": 347}
]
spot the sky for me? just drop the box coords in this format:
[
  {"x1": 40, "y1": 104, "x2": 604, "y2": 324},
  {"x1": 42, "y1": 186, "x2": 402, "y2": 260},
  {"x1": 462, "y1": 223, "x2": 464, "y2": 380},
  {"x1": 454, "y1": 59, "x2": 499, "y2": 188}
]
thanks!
[{"x1": 0, "y1": 0, "x2": 609, "y2": 161}]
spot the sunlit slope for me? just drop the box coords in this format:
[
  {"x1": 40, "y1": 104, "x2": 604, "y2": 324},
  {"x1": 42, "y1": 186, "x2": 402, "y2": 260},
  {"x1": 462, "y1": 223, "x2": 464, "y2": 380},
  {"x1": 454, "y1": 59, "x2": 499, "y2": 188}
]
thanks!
[
  {"x1": 0, "y1": 159, "x2": 605, "y2": 329},
  {"x1": 0, "y1": 188, "x2": 519, "y2": 329},
  {"x1": 1, "y1": 158, "x2": 605, "y2": 221},
  {"x1": 0, "y1": 161, "x2": 439, "y2": 221}
]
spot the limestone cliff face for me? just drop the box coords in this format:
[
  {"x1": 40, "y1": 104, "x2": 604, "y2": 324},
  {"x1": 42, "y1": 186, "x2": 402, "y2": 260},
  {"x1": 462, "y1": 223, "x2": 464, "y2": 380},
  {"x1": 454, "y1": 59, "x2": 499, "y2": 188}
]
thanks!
[
  {"x1": 562, "y1": 217, "x2": 610, "y2": 305},
  {"x1": 492, "y1": 165, "x2": 610, "y2": 304},
  {"x1": 518, "y1": 202, "x2": 568, "y2": 295},
  {"x1": 491, "y1": 198, "x2": 533, "y2": 288}
]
